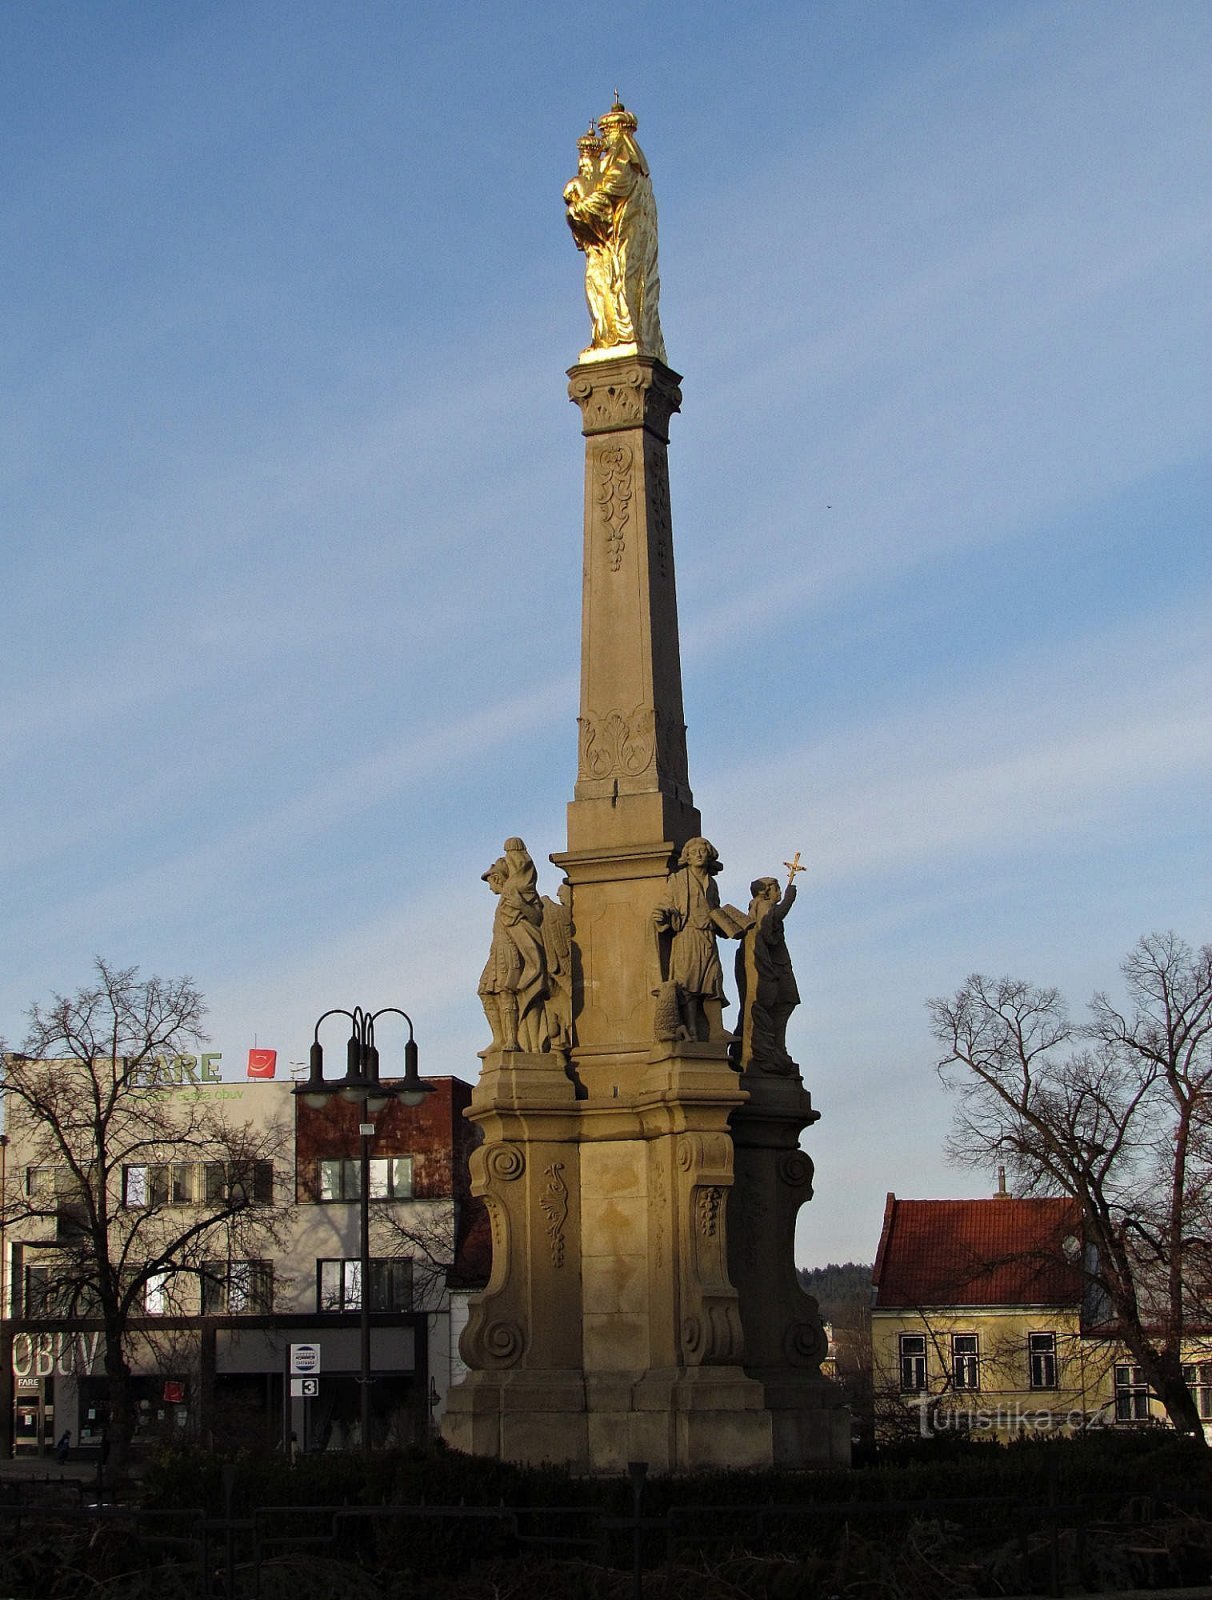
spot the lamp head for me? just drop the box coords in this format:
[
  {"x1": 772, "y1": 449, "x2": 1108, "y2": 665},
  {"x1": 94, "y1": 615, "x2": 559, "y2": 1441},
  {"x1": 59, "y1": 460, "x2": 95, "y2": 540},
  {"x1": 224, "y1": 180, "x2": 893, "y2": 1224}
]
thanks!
[{"x1": 398, "y1": 1037, "x2": 433, "y2": 1107}]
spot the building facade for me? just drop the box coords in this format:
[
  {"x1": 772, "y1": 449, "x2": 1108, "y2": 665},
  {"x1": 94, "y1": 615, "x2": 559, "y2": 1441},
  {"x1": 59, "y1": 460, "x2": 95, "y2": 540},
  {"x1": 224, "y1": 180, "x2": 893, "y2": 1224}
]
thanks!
[
  {"x1": 870, "y1": 1189, "x2": 1212, "y2": 1441},
  {"x1": 0, "y1": 1056, "x2": 483, "y2": 1455}
]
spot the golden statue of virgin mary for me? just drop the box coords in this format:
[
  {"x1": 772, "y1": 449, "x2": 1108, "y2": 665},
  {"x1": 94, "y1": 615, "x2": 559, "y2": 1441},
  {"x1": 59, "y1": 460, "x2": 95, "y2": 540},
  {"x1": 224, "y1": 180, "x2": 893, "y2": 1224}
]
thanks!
[{"x1": 563, "y1": 100, "x2": 666, "y2": 364}]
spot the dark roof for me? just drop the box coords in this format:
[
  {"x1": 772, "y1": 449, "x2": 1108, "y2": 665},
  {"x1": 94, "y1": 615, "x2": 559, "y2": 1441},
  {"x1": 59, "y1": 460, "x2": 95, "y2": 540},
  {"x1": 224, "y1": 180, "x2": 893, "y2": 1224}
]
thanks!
[{"x1": 872, "y1": 1192, "x2": 1084, "y2": 1308}]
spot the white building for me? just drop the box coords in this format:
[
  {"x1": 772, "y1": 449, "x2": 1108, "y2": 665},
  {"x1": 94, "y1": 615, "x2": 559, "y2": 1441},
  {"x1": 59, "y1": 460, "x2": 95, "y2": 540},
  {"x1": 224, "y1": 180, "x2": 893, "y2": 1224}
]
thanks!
[{"x1": 0, "y1": 1054, "x2": 485, "y2": 1455}]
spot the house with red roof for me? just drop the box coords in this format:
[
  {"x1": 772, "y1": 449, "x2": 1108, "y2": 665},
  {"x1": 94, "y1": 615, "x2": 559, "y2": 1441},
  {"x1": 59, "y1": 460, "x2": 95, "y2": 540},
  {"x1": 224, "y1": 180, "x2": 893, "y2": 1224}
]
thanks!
[{"x1": 870, "y1": 1180, "x2": 1212, "y2": 1441}]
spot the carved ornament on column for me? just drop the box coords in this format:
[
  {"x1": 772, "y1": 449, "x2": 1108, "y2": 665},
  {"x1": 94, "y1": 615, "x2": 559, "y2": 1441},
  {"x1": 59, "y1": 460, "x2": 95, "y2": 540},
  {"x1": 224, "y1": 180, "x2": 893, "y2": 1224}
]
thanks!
[
  {"x1": 540, "y1": 1161, "x2": 569, "y2": 1268},
  {"x1": 593, "y1": 441, "x2": 633, "y2": 570},
  {"x1": 697, "y1": 1185, "x2": 724, "y2": 1238},
  {"x1": 568, "y1": 360, "x2": 682, "y2": 440},
  {"x1": 579, "y1": 704, "x2": 656, "y2": 780}
]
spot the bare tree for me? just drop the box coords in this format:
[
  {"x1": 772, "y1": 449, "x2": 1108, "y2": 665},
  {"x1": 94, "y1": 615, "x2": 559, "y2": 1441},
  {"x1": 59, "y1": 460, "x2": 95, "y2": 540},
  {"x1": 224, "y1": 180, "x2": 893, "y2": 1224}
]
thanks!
[
  {"x1": 371, "y1": 1200, "x2": 461, "y2": 1313},
  {"x1": 930, "y1": 932, "x2": 1212, "y2": 1438},
  {"x1": 2, "y1": 959, "x2": 290, "y2": 1472}
]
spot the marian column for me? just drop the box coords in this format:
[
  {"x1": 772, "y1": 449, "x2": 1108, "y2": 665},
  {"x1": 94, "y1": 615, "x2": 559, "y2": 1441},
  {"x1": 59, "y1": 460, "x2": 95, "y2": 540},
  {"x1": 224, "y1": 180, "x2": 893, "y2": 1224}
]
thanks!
[{"x1": 443, "y1": 104, "x2": 848, "y2": 1472}]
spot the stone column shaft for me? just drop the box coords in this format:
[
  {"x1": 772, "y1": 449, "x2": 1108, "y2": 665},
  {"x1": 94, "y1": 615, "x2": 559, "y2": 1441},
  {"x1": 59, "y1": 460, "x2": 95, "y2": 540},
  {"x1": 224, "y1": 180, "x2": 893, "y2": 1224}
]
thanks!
[{"x1": 566, "y1": 357, "x2": 699, "y2": 855}]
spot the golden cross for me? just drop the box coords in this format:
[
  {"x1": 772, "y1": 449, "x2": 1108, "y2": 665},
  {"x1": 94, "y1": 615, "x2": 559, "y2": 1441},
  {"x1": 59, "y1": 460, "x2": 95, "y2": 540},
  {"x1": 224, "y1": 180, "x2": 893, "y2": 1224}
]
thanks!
[{"x1": 783, "y1": 851, "x2": 806, "y2": 888}]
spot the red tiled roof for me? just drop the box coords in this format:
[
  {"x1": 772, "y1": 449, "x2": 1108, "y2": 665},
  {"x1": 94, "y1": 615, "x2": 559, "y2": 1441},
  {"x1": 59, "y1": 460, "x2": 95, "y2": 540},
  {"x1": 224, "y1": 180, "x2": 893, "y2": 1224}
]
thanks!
[{"x1": 872, "y1": 1193, "x2": 1084, "y2": 1308}]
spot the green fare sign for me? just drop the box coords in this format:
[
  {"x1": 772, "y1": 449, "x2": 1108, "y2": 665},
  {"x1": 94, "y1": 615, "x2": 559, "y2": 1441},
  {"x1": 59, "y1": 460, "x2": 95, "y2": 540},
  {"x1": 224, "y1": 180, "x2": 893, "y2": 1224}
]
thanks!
[{"x1": 134, "y1": 1053, "x2": 224, "y2": 1087}]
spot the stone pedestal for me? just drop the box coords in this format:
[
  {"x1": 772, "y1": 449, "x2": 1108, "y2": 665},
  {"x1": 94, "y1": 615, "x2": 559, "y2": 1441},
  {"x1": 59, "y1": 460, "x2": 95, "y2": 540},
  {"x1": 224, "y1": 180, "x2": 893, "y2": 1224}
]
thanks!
[{"x1": 443, "y1": 354, "x2": 849, "y2": 1472}]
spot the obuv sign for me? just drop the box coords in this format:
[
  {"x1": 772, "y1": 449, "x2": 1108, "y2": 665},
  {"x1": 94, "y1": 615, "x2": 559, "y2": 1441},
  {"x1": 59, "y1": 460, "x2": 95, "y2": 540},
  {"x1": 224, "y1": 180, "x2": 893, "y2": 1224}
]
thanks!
[{"x1": 12, "y1": 1331, "x2": 101, "y2": 1378}]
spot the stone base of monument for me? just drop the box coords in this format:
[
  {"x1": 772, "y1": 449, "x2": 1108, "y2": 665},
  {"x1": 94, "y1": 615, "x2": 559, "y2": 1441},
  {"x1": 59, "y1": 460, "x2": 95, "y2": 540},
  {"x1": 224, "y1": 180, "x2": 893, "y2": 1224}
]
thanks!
[
  {"x1": 441, "y1": 1370, "x2": 591, "y2": 1466},
  {"x1": 442, "y1": 1037, "x2": 851, "y2": 1473},
  {"x1": 443, "y1": 1365, "x2": 849, "y2": 1473}
]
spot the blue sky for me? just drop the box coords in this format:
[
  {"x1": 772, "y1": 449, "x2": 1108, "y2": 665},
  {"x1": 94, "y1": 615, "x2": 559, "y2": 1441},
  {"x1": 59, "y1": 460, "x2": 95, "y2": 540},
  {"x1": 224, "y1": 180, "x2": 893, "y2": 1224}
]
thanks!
[{"x1": 3, "y1": 0, "x2": 1209, "y2": 1265}]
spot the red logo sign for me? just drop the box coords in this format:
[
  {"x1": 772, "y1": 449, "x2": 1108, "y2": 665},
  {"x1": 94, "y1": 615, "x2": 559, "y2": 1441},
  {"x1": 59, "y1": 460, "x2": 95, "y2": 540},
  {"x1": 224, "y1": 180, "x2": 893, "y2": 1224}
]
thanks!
[{"x1": 247, "y1": 1049, "x2": 277, "y2": 1079}]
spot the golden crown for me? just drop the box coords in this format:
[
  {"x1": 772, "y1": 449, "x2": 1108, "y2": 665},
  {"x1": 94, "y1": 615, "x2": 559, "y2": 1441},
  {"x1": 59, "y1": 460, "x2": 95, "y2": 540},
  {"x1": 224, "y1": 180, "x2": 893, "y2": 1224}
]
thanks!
[{"x1": 598, "y1": 96, "x2": 638, "y2": 133}]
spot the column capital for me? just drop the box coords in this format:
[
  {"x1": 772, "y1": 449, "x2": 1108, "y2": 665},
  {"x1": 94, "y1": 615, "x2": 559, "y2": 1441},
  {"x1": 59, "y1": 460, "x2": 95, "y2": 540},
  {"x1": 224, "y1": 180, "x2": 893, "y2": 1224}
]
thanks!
[{"x1": 567, "y1": 357, "x2": 683, "y2": 440}]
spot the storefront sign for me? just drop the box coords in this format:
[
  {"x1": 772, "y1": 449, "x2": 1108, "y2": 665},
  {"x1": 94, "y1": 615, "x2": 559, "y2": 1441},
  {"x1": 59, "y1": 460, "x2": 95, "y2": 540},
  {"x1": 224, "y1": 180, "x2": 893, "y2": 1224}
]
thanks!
[
  {"x1": 289, "y1": 1343, "x2": 321, "y2": 1376},
  {"x1": 11, "y1": 1331, "x2": 101, "y2": 1378},
  {"x1": 131, "y1": 1053, "x2": 224, "y2": 1088}
]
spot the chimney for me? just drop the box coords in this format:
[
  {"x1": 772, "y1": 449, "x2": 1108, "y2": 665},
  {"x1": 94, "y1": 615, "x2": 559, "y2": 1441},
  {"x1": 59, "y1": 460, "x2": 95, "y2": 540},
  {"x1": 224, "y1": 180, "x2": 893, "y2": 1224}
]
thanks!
[{"x1": 996, "y1": 1165, "x2": 1009, "y2": 1199}]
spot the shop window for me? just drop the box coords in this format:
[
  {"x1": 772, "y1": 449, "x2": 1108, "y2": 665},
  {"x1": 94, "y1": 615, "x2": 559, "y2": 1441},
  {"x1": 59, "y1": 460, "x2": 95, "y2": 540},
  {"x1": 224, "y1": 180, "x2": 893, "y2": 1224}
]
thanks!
[
  {"x1": 951, "y1": 1333, "x2": 980, "y2": 1391},
  {"x1": 317, "y1": 1157, "x2": 413, "y2": 1202},
  {"x1": 317, "y1": 1257, "x2": 413, "y2": 1313},
  {"x1": 1114, "y1": 1364, "x2": 1151, "y2": 1421},
  {"x1": 201, "y1": 1260, "x2": 273, "y2": 1315},
  {"x1": 1029, "y1": 1332, "x2": 1058, "y2": 1389},
  {"x1": 1182, "y1": 1363, "x2": 1212, "y2": 1420},
  {"x1": 899, "y1": 1333, "x2": 927, "y2": 1392}
]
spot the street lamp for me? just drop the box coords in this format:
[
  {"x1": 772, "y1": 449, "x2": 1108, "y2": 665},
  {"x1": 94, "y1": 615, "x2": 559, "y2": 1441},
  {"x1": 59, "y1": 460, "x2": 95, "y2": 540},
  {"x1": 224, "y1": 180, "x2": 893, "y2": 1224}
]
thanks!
[{"x1": 294, "y1": 1007, "x2": 432, "y2": 1454}]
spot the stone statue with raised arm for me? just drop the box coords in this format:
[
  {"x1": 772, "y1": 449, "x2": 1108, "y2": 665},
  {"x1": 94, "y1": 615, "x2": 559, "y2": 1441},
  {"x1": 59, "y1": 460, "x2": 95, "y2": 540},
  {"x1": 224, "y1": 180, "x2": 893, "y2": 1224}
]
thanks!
[
  {"x1": 564, "y1": 99, "x2": 666, "y2": 363},
  {"x1": 734, "y1": 868, "x2": 802, "y2": 1074}
]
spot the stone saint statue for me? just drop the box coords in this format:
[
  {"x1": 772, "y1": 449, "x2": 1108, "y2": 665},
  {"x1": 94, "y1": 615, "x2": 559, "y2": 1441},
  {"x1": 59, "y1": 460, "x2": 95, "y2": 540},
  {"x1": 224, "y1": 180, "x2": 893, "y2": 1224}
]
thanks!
[
  {"x1": 478, "y1": 839, "x2": 550, "y2": 1054},
  {"x1": 541, "y1": 881, "x2": 573, "y2": 1052},
  {"x1": 734, "y1": 876, "x2": 801, "y2": 1074},
  {"x1": 652, "y1": 837, "x2": 745, "y2": 1042},
  {"x1": 563, "y1": 99, "x2": 666, "y2": 363}
]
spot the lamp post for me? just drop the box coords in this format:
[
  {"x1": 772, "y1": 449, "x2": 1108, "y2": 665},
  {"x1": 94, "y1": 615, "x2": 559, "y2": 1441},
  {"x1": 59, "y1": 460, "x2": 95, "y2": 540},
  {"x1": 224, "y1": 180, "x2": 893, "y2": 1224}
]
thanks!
[{"x1": 294, "y1": 1007, "x2": 432, "y2": 1454}]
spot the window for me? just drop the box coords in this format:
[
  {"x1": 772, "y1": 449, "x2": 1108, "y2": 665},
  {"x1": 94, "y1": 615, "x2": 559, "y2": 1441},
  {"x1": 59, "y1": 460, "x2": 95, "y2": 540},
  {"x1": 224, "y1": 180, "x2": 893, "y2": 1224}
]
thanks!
[
  {"x1": 144, "y1": 1270, "x2": 171, "y2": 1315},
  {"x1": 899, "y1": 1333, "x2": 927, "y2": 1392},
  {"x1": 204, "y1": 1160, "x2": 274, "y2": 1206},
  {"x1": 951, "y1": 1333, "x2": 979, "y2": 1391},
  {"x1": 124, "y1": 1161, "x2": 273, "y2": 1208},
  {"x1": 1029, "y1": 1332, "x2": 1058, "y2": 1390},
  {"x1": 25, "y1": 1166, "x2": 56, "y2": 1199},
  {"x1": 23, "y1": 1268, "x2": 97, "y2": 1318},
  {"x1": 317, "y1": 1157, "x2": 413, "y2": 1202},
  {"x1": 24, "y1": 1265, "x2": 53, "y2": 1316},
  {"x1": 26, "y1": 1166, "x2": 84, "y2": 1201},
  {"x1": 1182, "y1": 1363, "x2": 1212, "y2": 1420},
  {"x1": 123, "y1": 1164, "x2": 195, "y2": 1206},
  {"x1": 201, "y1": 1260, "x2": 273, "y2": 1315},
  {"x1": 1114, "y1": 1364, "x2": 1151, "y2": 1422},
  {"x1": 317, "y1": 1258, "x2": 413, "y2": 1313}
]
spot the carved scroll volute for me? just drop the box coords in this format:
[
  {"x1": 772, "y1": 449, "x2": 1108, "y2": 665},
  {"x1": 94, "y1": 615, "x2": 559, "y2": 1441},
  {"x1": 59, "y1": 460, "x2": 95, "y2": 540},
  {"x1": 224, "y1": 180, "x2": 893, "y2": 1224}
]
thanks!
[
  {"x1": 674, "y1": 1133, "x2": 744, "y2": 1366},
  {"x1": 458, "y1": 1141, "x2": 529, "y2": 1371}
]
